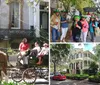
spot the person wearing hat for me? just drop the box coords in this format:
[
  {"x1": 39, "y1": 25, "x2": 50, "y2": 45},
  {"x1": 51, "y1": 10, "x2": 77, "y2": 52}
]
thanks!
[
  {"x1": 51, "y1": 9, "x2": 60, "y2": 42},
  {"x1": 60, "y1": 10, "x2": 68, "y2": 42},
  {"x1": 94, "y1": 17, "x2": 100, "y2": 36},
  {"x1": 80, "y1": 16, "x2": 89, "y2": 42},
  {"x1": 89, "y1": 17, "x2": 95, "y2": 42},
  {"x1": 72, "y1": 15, "x2": 82, "y2": 42},
  {"x1": 37, "y1": 43, "x2": 49, "y2": 65}
]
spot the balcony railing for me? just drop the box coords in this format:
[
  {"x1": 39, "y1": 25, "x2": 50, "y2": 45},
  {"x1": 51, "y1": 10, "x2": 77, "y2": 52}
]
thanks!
[{"x1": 0, "y1": 29, "x2": 35, "y2": 39}]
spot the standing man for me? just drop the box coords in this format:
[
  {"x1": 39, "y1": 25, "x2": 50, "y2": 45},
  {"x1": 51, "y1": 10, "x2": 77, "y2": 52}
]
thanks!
[{"x1": 51, "y1": 9, "x2": 60, "y2": 42}]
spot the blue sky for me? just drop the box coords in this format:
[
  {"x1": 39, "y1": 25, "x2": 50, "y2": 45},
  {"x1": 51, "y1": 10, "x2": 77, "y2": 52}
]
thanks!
[{"x1": 72, "y1": 43, "x2": 97, "y2": 54}]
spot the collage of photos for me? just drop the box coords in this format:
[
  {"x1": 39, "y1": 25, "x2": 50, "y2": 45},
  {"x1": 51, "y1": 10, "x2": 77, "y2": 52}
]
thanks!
[
  {"x1": 50, "y1": 0, "x2": 100, "y2": 85},
  {"x1": 0, "y1": 0, "x2": 100, "y2": 85},
  {"x1": 0, "y1": 0, "x2": 49, "y2": 85}
]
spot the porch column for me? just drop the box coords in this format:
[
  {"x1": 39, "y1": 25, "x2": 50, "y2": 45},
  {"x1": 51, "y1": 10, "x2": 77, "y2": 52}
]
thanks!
[
  {"x1": 33, "y1": 2, "x2": 40, "y2": 37},
  {"x1": 75, "y1": 63, "x2": 76, "y2": 74},
  {"x1": 29, "y1": 7, "x2": 34, "y2": 28}
]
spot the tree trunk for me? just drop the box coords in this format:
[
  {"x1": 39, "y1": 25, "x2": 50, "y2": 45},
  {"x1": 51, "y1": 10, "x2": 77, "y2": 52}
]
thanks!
[{"x1": 54, "y1": 62, "x2": 56, "y2": 75}]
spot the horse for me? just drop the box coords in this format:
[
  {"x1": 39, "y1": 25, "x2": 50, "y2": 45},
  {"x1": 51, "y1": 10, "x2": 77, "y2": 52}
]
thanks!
[{"x1": 0, "y1": 51, "x2": 7, "y2": 75}]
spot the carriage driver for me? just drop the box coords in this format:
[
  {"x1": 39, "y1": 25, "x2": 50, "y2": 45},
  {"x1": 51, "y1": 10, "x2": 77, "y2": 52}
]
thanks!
[{"x1": 19, "y1": 38, "x2": 30, "y2": 67}]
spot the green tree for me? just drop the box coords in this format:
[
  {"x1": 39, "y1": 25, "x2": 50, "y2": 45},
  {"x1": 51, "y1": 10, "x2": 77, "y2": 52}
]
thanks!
[
  {"x1": 50, "y1": 44, "x2": 71, "y2": 75},
  {"x1": 89, "y1": 62, "x2": 98, "y2": 75},
  {"x1": 59, "y1": 0, "x2": 95, "y2": 14},
  {"x1": 94, "y1": 44, "x2": 100, "y2": 71}
]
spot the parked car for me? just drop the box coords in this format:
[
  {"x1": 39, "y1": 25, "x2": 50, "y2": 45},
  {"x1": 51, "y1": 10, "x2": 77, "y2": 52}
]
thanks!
[
  {"x1": 52, "y1": 74, "x2": 66, "y2": 81},
  {"x1": 50, "y1": 72, "x2": 60, "y2": 79}
]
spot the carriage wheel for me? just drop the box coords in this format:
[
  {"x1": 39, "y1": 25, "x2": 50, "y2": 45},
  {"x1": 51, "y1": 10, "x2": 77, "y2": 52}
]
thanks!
[
  {"x1": 17, "y1": 54, "x2": 23, "y2": 66},
  {"x1": 43, "y1": 69, "x2": 49, "y2": 80},
  {"x1": 22, "y1": 68, "x2": 37, "y2": 84},
  {"x1": 11, "y1": 69, "x2": 23, "y2": 82},
  {"x1": 41, "y1": 68, "x2": 49, "y2": 80}
]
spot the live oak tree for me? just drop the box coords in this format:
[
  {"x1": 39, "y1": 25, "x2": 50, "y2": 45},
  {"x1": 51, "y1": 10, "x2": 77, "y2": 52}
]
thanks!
[
  {"x1": 93, "y1": 44, "x2": 100, "y2": 71},
  {"x1": 50, "y1": 44, "x2": 71, "y2": 75},
  {"x1": 59, "y1": 0, "x2": 95, "y2": 14}
]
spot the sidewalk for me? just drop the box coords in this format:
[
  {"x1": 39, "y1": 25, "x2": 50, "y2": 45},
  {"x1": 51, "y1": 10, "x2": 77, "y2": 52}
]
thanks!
[
  {"x1": 65, "y1": 31, "x2": 100, "y2": 42},
  {"x1": 1, "y1": 78, "x2": 49, "y2": 85}
]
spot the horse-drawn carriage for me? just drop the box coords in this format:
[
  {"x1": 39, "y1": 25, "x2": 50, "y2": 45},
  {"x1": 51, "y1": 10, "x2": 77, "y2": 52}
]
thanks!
[{"x1": 0, "y1": 48, "x2": 49, "y2": 84}]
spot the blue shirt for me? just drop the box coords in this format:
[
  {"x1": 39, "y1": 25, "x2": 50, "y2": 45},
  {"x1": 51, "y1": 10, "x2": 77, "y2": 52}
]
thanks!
[
  {"x1": 61, "y1": 17, "x2": 68, "y2": 28},
  {"x1": 89, "y1": 22, "x2": 94, "y2": 33},
  {"x1": 95, "y1": 21, "x2": 98, "y2": 28}
]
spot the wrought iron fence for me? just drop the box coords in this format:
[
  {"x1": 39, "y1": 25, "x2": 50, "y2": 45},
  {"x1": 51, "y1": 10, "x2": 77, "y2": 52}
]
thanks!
[{"x1": 0, "y1": 29, "x2": 35, "y2": 39}]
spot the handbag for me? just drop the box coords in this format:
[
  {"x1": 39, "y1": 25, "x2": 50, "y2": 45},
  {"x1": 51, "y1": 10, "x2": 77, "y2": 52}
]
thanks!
[{"x1": 95, "y1": 27, "x2": 100, "y2": 36}]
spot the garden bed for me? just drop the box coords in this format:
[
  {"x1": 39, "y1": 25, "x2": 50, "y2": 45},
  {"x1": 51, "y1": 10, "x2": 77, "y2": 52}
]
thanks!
[
  {"x1": 88, "y1": 73, "x2": 100, "y2": 83},
  {"x1": 66, "y1": 74, "x2": 89, "y2": 80}
]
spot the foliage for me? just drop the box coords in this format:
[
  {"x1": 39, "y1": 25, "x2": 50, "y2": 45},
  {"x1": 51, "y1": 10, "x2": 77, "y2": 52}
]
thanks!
[
  {"x1": 88, "y1": 62, "x2": 98, "y2": 75},
  {"x1": 27, "y1": 0, "x2": 42, "y2": 7},
  {"x1": 51, "y1": 44, "x2": 70, "y2": 64},
  {"x1": 59, "y1": 0, "x2": 95, "y2": 14},
  {"x1": 5, "y1": 0, "x2": 23, "y2": 4},
  {"x1": 94, "y1": 44, "x2": 100, "y2": 60},
  {"x1": 2, "y1": 81, "x2": 34, "y2": 85},
  {"x1": 30, "y1": 28, "x2": 49, "y2": 47},
  {"x1": 50, "y1": 44, "x2": 71, "y2": 75},
  {"x1": 88, "y1": 73, "x2": 100, "y2": 83},
  {"x1": 66, "y1": 74, "x2": 89, "y2": 80}
]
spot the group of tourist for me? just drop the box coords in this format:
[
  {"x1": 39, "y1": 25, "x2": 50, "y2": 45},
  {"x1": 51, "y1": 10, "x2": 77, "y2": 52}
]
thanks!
[
  {"x1": 51, "y1": 9, "x2": 68, "y2": 42},
  {"x1": 50, "y1": 9, "x2": 100, "y2": 42},
  {"x1": 19, "y1": 38, "x2": 49, "y2": 67}
]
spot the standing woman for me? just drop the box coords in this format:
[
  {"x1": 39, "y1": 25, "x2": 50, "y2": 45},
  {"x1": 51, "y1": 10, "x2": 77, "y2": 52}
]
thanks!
[
  {"x1": 60, "y1": 10, "x2": 68, "y2": 42},
  {"x1": 89, "y1": 17, "x2": 95, "y2": 42},
  {"x1": 72, "y1": 16, "x2": 82, "y2": 42},
  {"x1": 51, "y1": 9, "x2": 60, "y2": 42},
  {"x1": 81, "y1": 16, "x2": 89, "y2": 42},
  {"x1": 94, "y1": 17, "x2": 100, "y2": 36}
]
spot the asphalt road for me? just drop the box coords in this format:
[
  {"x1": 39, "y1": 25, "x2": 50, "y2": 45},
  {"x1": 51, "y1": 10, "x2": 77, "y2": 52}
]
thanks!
[{"x1": 50, "y1": 79, "x2": 100, "y2": 85}]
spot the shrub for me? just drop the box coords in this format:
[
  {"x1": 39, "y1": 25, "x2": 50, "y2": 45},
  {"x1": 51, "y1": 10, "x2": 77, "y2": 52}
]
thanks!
[
  {"x1": 88, "y1": 75, "x2": 100, "y2": 83},
  {"x1": 66, "y1": 74, "x2": 88, "y2": 80}
]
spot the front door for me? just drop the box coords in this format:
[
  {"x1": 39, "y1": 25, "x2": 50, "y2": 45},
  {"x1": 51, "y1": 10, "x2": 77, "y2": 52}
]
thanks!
[{"x1": 40, "y1": 11, "x2": 49, "y2": 31}]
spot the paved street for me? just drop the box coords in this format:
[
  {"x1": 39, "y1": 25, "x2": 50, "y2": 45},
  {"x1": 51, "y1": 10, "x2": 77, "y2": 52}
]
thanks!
[
  {"x1": 50, "y1": 79, "x2": 100, "y2": 85},
  {"x1": 66, "y1": 30, "x2": 100, "y2": 42}
]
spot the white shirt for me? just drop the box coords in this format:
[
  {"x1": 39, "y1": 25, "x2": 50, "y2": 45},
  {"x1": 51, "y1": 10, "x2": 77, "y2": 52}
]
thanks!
[
  {"x1": 38, "y1": 47, "x2": 49, "y2": 55},
  {"x1": 32, "y1": 46, "x2": 40, "y2": 53}
]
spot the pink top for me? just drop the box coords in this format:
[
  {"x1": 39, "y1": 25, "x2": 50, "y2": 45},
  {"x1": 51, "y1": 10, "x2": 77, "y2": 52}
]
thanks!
[
  {"x1": 19, "y1": 42, "x2": 29, "y2": 51},
  {"x1": 81, "y1": 20, "x2": 89, "y2": 32}
]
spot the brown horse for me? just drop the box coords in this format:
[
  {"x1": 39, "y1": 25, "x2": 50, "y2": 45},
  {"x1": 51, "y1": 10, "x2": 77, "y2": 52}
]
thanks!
[{"x1": 0, "y1": 51, "x2": 7, "y2": 75}]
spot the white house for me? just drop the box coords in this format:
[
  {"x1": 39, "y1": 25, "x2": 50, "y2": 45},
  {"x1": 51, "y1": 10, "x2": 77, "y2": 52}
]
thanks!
[
  {"x1": 0, "y1": 0, "x2": 49, "y2": 48},
  {"x1": 68, "y1": 49, "x2": 97, "y2": 74},
  {"x1": 0, "y1": 0, "x2": 49, "y2": 36}
]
